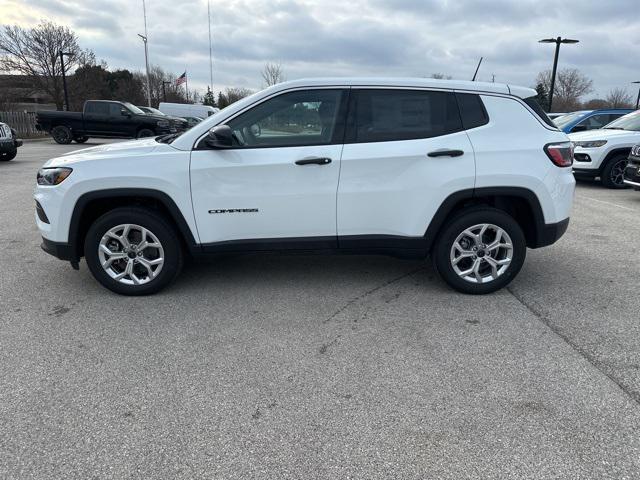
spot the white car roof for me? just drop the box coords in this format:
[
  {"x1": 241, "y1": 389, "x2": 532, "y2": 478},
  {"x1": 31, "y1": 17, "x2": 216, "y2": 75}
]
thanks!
[{"x1": 171, "y1": 77, "x2": 536, "y2": 150}]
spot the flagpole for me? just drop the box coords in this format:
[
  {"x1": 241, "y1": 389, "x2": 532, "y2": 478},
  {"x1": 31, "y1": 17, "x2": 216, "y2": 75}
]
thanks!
[{"x1": 208, "y1": 0, "x2": 213, "y2": 92}]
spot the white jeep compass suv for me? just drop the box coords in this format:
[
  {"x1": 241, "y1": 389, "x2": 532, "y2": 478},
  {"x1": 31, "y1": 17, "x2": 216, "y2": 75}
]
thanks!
[{"x1": 34, "y1": 78, "x2": 575, "y2": 295}]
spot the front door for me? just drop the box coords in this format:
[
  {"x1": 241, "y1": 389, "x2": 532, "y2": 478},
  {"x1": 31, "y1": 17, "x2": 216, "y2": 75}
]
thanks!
[{"x1": 190, "y1": 88, "x2": 348, "y2": 247}]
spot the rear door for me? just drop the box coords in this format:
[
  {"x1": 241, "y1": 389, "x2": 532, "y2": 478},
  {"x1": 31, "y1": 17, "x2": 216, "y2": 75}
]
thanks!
[{"x1": 337, "y1": 88, "x2": 475, "y2": 242}]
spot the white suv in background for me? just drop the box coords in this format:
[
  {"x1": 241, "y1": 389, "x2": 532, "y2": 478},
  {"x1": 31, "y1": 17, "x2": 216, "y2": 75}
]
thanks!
[
  {"x1": 569, "y1": 110, "x2": 640, "y2": 188},
  {"x1": 34, "y1": 78, "x2": 575, "y2": 295}
]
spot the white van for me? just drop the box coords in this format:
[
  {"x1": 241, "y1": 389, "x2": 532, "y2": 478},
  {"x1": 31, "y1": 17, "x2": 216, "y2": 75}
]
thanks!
[{"x1": 158, "y1": 102, "x2": 219, "y2": 118}]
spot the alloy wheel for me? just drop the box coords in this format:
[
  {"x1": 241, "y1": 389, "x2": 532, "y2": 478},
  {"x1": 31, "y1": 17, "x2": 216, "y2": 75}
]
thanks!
[
  {"x1": 450, "y1": 223, "x2": 513, "y2": 284},
  {"x1": 610, "y1": 159, "x2": 627, "y2": 186},
  {"x1": 98, "y1": 224, "x2": 164, "y2": 285}
]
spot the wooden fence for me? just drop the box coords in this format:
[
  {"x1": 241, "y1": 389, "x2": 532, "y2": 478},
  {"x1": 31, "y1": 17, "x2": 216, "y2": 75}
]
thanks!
[{"x1": 0, "y1": 111, "x2": 47, "y2": 138}]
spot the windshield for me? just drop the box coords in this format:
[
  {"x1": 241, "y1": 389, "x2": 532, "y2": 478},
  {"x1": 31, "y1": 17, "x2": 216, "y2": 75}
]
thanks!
[
  {"x1": 145, "y1": 107, "x2": 165, "y2": 116},
  {"x1": 122, "y1": 102, "x2": 146, "y2": 115},
  {"x1": 554, "y1": 112, "x2": 585, "y2": 128},
  {"x1": 602, "y1": 111, "x2": 640, "y2": 131}
]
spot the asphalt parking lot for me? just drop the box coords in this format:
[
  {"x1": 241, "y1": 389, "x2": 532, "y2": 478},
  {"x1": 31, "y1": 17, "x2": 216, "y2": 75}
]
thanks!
[{"x1": 1, "y1": 139, "x2": 640, "y2": 479}]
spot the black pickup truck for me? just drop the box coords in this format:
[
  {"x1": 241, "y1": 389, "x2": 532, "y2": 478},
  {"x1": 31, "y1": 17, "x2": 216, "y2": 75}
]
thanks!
[{"x1": 36, "y1": 100, "x2": 185, "y2": 144}]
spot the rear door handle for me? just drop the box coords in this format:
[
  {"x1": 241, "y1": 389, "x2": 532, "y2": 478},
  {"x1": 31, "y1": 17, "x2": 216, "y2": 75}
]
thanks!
[
  {"x1": 295, "y1": 157, "x2": 332, "y2": 166},
  {"x1": 427, "y1": 149, "x2": 464, "y2": 158}
]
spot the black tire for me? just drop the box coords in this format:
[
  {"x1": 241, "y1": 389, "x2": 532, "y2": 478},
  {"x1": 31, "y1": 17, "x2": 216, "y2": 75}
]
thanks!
[
  {"x1": 0, "y1": 149, "x2": 17, "y2": 161},
  {"x1": 51, "y1": 125, "x2": 73, "y2": 144},
  {"x1": 601, "y1": 154, "x2": 628, "y2": 189},
  {"x1": 137, "y1": 128, "x2": 155, "y2": 139},
  {"x1": 84, "y1": 207, "x2": 183, "y2": 295},
  {"x1": 74, "y1": 136, "x2": 89, "y2": 143},
  {"x1": 432, "y1": 207, "x2": 527, "y2": 295}
]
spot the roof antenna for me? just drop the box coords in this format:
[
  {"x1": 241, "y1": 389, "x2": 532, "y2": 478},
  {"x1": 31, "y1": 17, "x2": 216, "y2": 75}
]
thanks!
[{"x1": 472, "y1": 57, "x2": 483, "y2": 81}]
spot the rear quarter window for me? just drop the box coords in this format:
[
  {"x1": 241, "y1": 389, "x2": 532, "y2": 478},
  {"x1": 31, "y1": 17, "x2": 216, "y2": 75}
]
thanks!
[
  {"x1": 523, "y1": 96, "x2": 557, "y2": 128},
  {"x1": 456, "y1": 93, "x2": 489, "y2": 129}
]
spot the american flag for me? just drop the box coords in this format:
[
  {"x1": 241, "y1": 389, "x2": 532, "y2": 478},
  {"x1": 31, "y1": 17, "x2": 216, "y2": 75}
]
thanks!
[{"x1": 175, "y1": 71, "x2": 187, "y2": 86}]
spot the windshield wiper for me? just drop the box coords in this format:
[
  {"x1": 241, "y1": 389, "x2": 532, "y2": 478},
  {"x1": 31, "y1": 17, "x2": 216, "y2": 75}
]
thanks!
[
  {"x1": 156, "y1": 133, "x2": 181, "y2": 144},
  {"x1": 603, "y1": 127, "x2": 625, "y2": 130}
]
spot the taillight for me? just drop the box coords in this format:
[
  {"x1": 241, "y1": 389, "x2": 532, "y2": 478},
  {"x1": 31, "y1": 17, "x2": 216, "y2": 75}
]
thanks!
[{"x1": 544, "y1": 142, "x2": 574, "y2": 167}]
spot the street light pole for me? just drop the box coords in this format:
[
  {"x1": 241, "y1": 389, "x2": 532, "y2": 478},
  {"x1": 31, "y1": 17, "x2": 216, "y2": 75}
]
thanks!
[
  {"x1": 633, "y1": 81, "x2": 640, "y2": 110},
  {"x1": 59, "y1": 51, "x2": 73, "y2": 111},
  {"x1": 539, "y1": 37, "x2": 579, "y2": 112},
  {"x1": 138, "y1": 34, "x2": 152, "y2": 107}
]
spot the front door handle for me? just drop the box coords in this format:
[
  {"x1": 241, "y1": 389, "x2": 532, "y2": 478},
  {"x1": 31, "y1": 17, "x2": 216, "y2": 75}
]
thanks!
[
  {"x1": 427, "y1": 149, "x2": 464, "y2": 158},
  {"x1": 295, "y1": 157, "x2": 332, "y2": 166}
]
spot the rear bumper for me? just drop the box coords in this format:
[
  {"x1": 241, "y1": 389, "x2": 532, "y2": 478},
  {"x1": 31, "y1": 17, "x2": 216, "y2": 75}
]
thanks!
[
  {"x1": 572, "y1": 167, "x2": 598, "y2": 178},
  {"x1": 41, "y1": 237, "x2": 77, "y2": 262},
  {"x1": 533, "y1": 218, "x2": 570, "y2": 248}
]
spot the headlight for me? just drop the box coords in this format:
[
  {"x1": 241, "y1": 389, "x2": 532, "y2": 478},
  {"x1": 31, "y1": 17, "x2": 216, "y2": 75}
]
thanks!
[
  {"x1": 157, "y1": 120, "x2": 170, "y2": 127},
  {"x1": 37, "y1": 167, "x2": 72, "y2": 185},
  {"x1": 574, "y1": 140, "x2": 607, "y2": 148}
]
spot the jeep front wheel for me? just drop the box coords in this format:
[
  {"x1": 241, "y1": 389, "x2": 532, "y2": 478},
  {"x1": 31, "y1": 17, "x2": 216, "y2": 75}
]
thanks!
[
  {"x1": 84, "y1": 208, "x2": 183, "y2": 295},
  {"x1": 433, "y1": 207, "x2": 526, "y2": 294}
]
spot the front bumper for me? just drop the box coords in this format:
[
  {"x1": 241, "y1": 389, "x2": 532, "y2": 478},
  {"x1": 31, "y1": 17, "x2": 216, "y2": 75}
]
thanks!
[
  {"x1": 41, "y1": 237, "x2": 77, "y2": 261},
  {"x1": 624, "y1": 155, "x2": 640, "y2": 190}
]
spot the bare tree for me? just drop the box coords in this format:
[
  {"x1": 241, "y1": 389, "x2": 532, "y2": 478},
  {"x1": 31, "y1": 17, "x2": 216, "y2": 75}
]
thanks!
[
  {"x1": 0, "y1": 21, "x2": 92, "y2": 110},
  {"x1": 605, "y1": 87, "x2": 632, "y2": 108},
  {"x1": 535, "y1": 68, "x2": 593, "y2": 112},
  {"x1": 217, "y1": 87, "x2": 253, "y2": 108},
  {"x1": 261, "y1": 62, "x2": 286, "y2": 87}
]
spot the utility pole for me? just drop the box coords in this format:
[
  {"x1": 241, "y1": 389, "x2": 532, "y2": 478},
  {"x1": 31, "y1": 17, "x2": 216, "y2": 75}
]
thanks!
[
  {"x1": 140, "y1": 0, "x2": 152, "y2": 107},
  {"x1": 59, "y1": 51, "x2": 72, "y2": 111},
  {"x1": 539, "y1": 37, "x2": 579, "y2": 112}
]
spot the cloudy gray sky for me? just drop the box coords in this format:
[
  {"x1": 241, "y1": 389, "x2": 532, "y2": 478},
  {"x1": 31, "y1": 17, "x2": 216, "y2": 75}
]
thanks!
[{"x1": 3, "y1": 0, "x2": 639, "y2": 99}]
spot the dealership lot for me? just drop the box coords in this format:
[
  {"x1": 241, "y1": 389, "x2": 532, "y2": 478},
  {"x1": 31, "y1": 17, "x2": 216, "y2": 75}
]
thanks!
[{"x1": 1, "y1": 140, "x2": 640, "y2": 478}]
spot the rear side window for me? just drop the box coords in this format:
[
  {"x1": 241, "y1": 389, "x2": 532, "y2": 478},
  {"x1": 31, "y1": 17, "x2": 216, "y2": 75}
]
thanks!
[
  {"x1": 351, "y1": 89, "x2": 463, "y2": 143},
  {"x1": 85, "y1": 102, "x2": 109, "y2": 115},
  {"x1": 456, "y1": 93, "x2": 489, "y2": 129},
  {"x1": 523, "y1": 96, "x2": 556, "y2": 128}
]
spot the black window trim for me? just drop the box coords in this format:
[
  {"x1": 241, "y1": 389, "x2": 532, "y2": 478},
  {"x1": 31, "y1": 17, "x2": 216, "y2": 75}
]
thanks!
[
  {"x1": 194, "y1": 87, "x2": 351, "y2": 151},
  {"x1": 344, "y1": 87, "x2": 465, "y2": 145}
]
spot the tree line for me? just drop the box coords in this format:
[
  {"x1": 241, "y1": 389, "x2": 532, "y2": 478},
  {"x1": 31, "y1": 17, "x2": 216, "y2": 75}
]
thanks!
[{"x1": 0, "y1": 21, "x2": 285, "y2": 111}]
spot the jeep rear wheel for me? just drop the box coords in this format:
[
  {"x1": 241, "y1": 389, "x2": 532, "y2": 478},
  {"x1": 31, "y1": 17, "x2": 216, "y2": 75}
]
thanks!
[
  {"x1": 84, "y1": 207, "x2": 183, "y2": 295},
  {"x1": 433, "y1": 207, "x2": 526, "y2": 294},
  {"x1": 51, "y1": 125, "x2": 73, "y2": 144}
]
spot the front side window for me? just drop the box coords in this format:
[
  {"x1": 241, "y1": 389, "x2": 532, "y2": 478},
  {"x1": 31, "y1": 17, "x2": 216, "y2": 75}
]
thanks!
[
  {"x1": 352, "y1": 89, "x2": 463, "y2": 143},
  {"x1": 109, "y1": 103, "x2": 125, "y2": 116},
  {"x1": 227, "y1": 89, "x2": 345, "y2": 148}
]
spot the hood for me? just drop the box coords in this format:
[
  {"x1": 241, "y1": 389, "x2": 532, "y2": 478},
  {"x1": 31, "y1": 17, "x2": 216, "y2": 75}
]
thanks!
[
  {"x1": 44, "y1": 138, "x2": 169, "y2": 167},
  {"x1": 568, "y1": 128, "x2": 640, "y2": 142}
]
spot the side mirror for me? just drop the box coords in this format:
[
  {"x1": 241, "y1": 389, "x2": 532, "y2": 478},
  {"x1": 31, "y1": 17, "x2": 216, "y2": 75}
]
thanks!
[
  {"x1": 204, "y1": 125, "x2": 233, "y2": 148},
  {"x1": 570, "y1": 125, "x2": 587, "y2": 133},
  {"x1": 121, "y1": 109, "x2": 131, "y2": 117}
]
